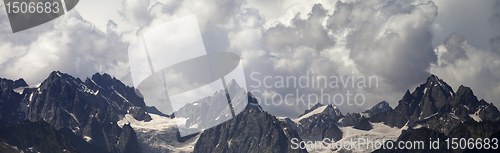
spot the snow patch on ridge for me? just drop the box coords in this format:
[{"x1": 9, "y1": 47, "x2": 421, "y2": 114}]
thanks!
[
  {"x1": 118, "y1": 114, "x2": 199, "y2": 153},
  {"x1": 83, "y1": 136, "x2": 92, "y2": 143},
  {"x1": 307, "y1": 122, "x2": 403, "y2": 153},
  {"x1": 292, "y1": 105, "x2": 328, "y2": 123},
  {"x1": 117, "y1": 114, "x2": 177, "y2": 130}
]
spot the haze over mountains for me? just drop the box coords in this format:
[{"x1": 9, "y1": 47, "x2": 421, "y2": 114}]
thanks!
[{"x1": 0, "y1": 71, "x2": 499, "y2": 153}]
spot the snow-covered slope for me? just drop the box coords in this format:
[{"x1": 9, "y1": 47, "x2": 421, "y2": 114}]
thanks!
[
  {"x1": 118, "y1": 114, "x2": 199, "y2": 153},
  {"x1": 280, "y1": 103, "x2": 344, "y2": 137},
  {"x1": 291, "y1": 105, "x2": 329, "y2": 123},
  {"x1": 307, "y1": 123, "x2": 403, "y2": 153}
]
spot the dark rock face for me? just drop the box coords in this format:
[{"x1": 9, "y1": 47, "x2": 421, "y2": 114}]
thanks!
[
  {"x1": 446, "y1": 86, "x2": 500, "y2": 122},
  {"x1": 478, "y1": 102, "x2": 500, "y2": 121},
  {"x1": 411, "y1": 85, "x2": 500, "y2": 134},
  {"x1": 340, "y1": 112, "x2": 361, "y2": 126},
  {"x1": 0, "y1": 121, "x2": 78, "y2": 153},
  {"x1": 118, "y1": 124, "x2": 140, "y2": 153},
  {"x1": 383, "y1": 120, "x2": 500, "y2": 153},
  {"x1": 370, "y1": 75, "x2": 500, "y2": 135},
  {"x1": 12, "y1": 78, "x2": 28, "y2": 89},
  {"x1": 448, "y1": 122, "x2": 499, "y2": 153},
  {"x1": 370, "y1": 75, "x2": 455, "y2": 128},
  {"x1": 0, "y1": 78, "x2": 27, "y2": 126},
  {"x1": 447, "y1": 120, "x2": 500, "y2": 143},
  {"x1": 58, "y1": 128, "x2": 111, "y2": 153},
  {"x1": 290, "y1": 103, "x2": 344, "y2": 137},
  {"x1": 21, "y1": 71, "x2": 149, "y2": 153},
  {"x1": 363, "y1": 101, "x2": 392, "y2": 116},
  {"x1": 411, "y1": 111, "x2": 463, "y2": 135},
  {"x1": 374, "y1": 128, "x2": 453, "y2": 153},
  {"x1": 353, "y1": 116, "x2": 373, "y2": 131},
  {"x1": 128, "y1": 107, "x2": 152, "y2": 122},
  {"x1": 193, "y1": 93, "x2": 307, "y2": 153},
  {"x1": 322, "y1": 121, "x2": 342, "y2": 141},
  {"x1": 464, "y1": 129, "x2": 500, "y2": 153},
  {"x1": 338, "y1": 112, "x2": 372, "y2": 130}
]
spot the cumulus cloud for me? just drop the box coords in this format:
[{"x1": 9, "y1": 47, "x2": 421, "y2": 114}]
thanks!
[
  {"x1": 264, "y1": 4, "x2": 333, "y2": 53},
  {"x1": 345, "y1": 1, "x2": 438, "y2": 91},
  {"x1": 430, "y1": 35, "x2": 500, "y2": 105},
  {"x1": 441, "y1": 33, "x2": 468, "y2": 64},
  {"x1": 0, "y1": 5, "x2": 130, "y2": 85},
  {"x1": 236, "y1": 1, "x2": 442, "y2": 115},
  {"x1": 432, "y1": 0, "x2": 498, "y2": 50}
]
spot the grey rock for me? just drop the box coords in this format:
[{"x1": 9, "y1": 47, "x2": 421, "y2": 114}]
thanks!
[
  {"x1": 363, "y1": 101, "x2": 392, "y2": 116},
  {"x1": 322, "y1": 121, "x2": 342, "y2": 141},
  {"x1": 193, "y1": 93, "x2": 307, "y2": 153}
]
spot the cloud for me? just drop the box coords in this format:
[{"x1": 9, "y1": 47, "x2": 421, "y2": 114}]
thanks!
[
  {"x1": 0, "y1": 0, "x2": 498, "y2": 118},
  {"x1": 491, "y1": 36, "x2": 500, "y2": 54},
  {"x1": 345, "y1": 1, "x2": 438, "y2": 91},
  {"x1": 432, "y1": 0, "x2": 499, "y2": 50},
  {"x1": 430, "y1": 35, "x2": 500, "y2": 106},
  {"x1": 264, "y1": 4, "x2": 333, "y2": 53},
  {"x1": 441, "y1": 33, "x2": 468, "y2": 64},
  {"x1": 0, "y1": 7, "x2": 130, "y2": 85}
]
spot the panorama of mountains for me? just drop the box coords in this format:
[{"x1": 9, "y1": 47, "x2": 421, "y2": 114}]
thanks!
[{"x1": 0, "y1": 71, "x2": 499, "y2": 153}]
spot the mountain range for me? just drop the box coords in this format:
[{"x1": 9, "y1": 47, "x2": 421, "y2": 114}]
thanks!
[{"x1": 0, "y1": 72, "x2": 498, "y2": 153}]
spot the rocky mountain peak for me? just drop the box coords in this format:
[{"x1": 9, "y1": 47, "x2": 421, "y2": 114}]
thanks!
[
  {"x1": 408, "y1": 74, "x2": 456, "y2": 120},
  {"x1": 0, "y1": 77, "x2": 26, "y2": 126},
  {"x1": 363, "y1": 101, "x2": 392, "y2": 116},
  {"x1": 281, "y1": 103, "x2": 344, "y2": 137},
  {"x1": 227, "y1": 79, "x2": 239, "y2": 89},
  {"x1": 401, "y1": 89, "x2": 413, "y2": 103},
  {"x1": 298, "y1": 102, "x2": 324, "y2": 117},
  {"x1": 324, "y1": 104, "x2": 343, "y2": 116},
  {"x1": 371, "y1": 74, "x2": 500, "y2": 135},
  {"x1": 450, "y1": 85, "x2": 482, "y2": 107},
  {"x1": 87, "y1": 73, "x2": 120, "y2": 89},
  {"x1": 246, "y1": 92, "x2": 263, "y2": 112},
  {"x1": 13, "y1": 78, "x2": 28, "y2": 89},
  {"x1": 193, "y1": 92, "x2": 306, "y2": 153},
  {"x1": 420, "y1": 74, "x2": 455, "y2": 99},
  {"x1": 23, "y1": 71, "x2": 150, "y2": 153},
  {"x1": 1, "y1": 78, "x2": 28, "y2": 91}
]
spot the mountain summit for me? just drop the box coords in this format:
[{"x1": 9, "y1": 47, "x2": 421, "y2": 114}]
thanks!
[
  {"x1": 370, "y1": 74, "x2": 500, "y2": 134},
  {"x1": 194, "y1": 92, "x2": 307, "y2": 153},
  {"x1": 0, "y1": 71, "x2": 152, "y2": 153}
]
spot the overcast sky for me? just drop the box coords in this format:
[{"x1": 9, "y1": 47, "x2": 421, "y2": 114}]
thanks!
[{"x1": 0, "y1": 0, "x2": 499, "y2": 118}]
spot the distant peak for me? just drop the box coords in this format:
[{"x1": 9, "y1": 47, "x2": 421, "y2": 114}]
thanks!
[
  {"x1": 227, "y1": 79, "x2": 241, "y2": 89},
  {"x1": 363, "y1": 100, "x2": 392, "y2": 116},
  {"x1": 247, "y1": 92, "x2": 258, "y2": 104},
  {"x1": 50, "y1": 71, "x2": 63, "y2": 77},
  {"x1": 48, "y1": 71, "x2": 73, "y2": 81},
  {"x1": 91, "y1": 72, "x2": 113, "y2": 81},
  {"x1": 229, "y1": 79, "x2": 237, "y2": 85},
  {"x1": 375, "y1": 101, "x2": 391, "y2": 108},
  {"x1": 401, "y1": 89, "x2": 413, "y2": 102},
  {"x1": 456, "y1": 85, "x2": 473, "y2": 95},
  {"x1": 378, "y1": 100, "x2": 389, "y2": 105},
  {"x1": 421, "y1": 74, "x2": 455, "y2": 98},
  {"x1": 13, "y1": 78, "x2": 28, "y2": 88},
  {"x1": 404, "y1": 90, "x2": 411, "y2": 95},
  {"x1": 425, "y1": 74, "x2": 439, "y2": 84}
]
